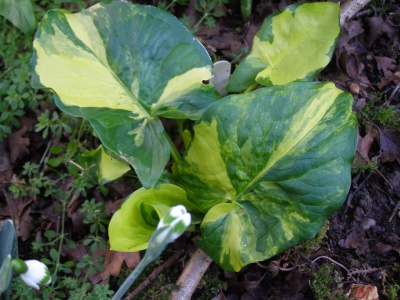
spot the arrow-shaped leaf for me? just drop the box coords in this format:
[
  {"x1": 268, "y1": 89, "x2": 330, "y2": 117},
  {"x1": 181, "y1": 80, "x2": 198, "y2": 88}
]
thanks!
[
  {"x1": 32, "y1": 2, "x2": 217, "y2": 187},
  {"x1": 173, "y1": 82, "x2": 357, "y2": 271},
  {"x1": 227, "y1": 2, "x2": 340, "y2": 92}
]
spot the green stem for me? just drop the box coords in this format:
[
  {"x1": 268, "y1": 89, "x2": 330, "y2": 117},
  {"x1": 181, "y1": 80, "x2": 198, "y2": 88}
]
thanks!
[
  {"x1": 165, "y1": 0, "x2": 177, "y2": 11},
  {"x1": 51, "y1": 194, "x2": 68, "y2": 287},
  {"x1": 193, "y1": 12, "x2": 209, "y2": 32},
  {"x1": 163, "y1": 131, "x2": 181, "y2": 163},
  {"x1": 111, "y1": 256, "x2": 149, "y2": 300}
]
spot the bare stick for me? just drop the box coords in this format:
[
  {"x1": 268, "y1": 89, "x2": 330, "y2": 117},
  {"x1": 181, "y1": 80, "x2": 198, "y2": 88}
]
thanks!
[
  {"x1": 340, "y1": 0, "x2": 372, "y2": 25},
  {"x1": 170, "y1": 248, "x2": 213, "y2": 300},
  {"x1": 388, "y1": 200, "x2": 400, "y2": 222}
]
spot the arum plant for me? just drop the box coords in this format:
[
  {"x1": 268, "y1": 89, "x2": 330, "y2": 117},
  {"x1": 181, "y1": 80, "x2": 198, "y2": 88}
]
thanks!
[
  {"x1": 32, "y1": 0, "x2": 357, "y2": 276},
  {"x1": 112, "y1": 205, "x2": 191, "y2": 300}
]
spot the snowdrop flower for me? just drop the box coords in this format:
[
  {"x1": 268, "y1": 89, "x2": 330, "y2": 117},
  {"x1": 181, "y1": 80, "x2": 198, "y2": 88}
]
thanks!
[
  {"x1": 155, "y1": 205, "x2": 191, "y2": 244},
  {"x1": 12, "y1": 259, "x2": 51, "y2": 290}
]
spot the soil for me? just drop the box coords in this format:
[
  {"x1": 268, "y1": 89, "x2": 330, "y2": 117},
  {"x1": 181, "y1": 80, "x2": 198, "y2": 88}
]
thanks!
[{"x1": 1, "y1": 0, "x2": 400, "y2": 299}]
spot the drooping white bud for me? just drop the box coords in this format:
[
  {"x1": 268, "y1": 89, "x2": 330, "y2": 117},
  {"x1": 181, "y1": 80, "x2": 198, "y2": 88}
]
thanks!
[{"x1": 14, "y1": 259, "x2": 51, "y2": 290}]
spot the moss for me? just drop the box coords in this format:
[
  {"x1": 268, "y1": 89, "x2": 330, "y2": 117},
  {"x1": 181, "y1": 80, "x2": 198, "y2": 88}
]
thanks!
[
  {"x1": 360, "y1": 96, "x2": 400, "y2": 130},
  {"x1": 383, "y1": 282, "x2": 400, "y2": 300},
  {"x1": 311, "y1": 263, "x2": 346, "y2": 300},
  {"x1": 352, "y1": 159, "x2": 378, "y2": 174}
]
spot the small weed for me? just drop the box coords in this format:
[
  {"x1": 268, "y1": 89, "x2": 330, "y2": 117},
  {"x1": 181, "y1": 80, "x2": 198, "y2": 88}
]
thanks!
[
  {"x1": 311, "y1": 263, "x2": 346, "y2": 300},
  {"x1": 9, "y1": 162, "x2": 58, "y2": 199},
  {"x1": 158, "y1": 0, "x2": 189, "y2": 11},
  {"x1": 177, "y1": 0, "x2": 227, "y2": 32},
  {"x1": 18, "y1": 192, "x2": 113, "y2": 299},
  {"x1": 382, "y1": 264, "x2": 400, "y2": 300},
  {"x1": 384, "y1": 282, "x2": 400, "y2": 300},
  {"x1": 231, "y1": 47, "x2": 249, "y2": 65},
  {"x1": 193, "y1": 0, "x2": 225, "y2": 31},
  {"x1": 0, "y1": 15, "x2": 53, "y2": 141},
  {"x1": 360, "y1": 96, "x2": 400, "y2": 130},
  {"x1": 35, "y1": 110, "x2": 73, "y2": 139},
  {"x1": 10, "y1": 277, "x2": 40, "y2": 300},
  {"x1": 352, "y1": 158, "x2": 378, "y2": 174}
]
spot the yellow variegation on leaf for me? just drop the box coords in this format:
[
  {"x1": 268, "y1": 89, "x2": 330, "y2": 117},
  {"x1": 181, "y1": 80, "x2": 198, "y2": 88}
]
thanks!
[
  {"x1": 31, "y1": 2, "x2": 218, "y2": 188},
  {"x1": 173, "y1": 82, "x2": 357, "y2": 271},
  {"x1": 227, "y1": 2, "x2": 340, "y2": 92}
]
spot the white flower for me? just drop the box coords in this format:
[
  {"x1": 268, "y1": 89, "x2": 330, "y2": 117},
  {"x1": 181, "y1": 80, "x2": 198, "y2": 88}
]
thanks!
[
  {"x1": 155, "y1": 205, "x2": 191, "y2": 244},
  {"x1": 19, "y1": 260, "x2": 51, "y2": 290}
]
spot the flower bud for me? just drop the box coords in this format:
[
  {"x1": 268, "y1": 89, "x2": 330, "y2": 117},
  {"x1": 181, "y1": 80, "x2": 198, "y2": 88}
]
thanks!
[
  {"x1": 12, "y1": 259, "x2": 51, "y2": 290},
  {"x1": 155, "y1": 205, "x2": 191, "y2": 244}
]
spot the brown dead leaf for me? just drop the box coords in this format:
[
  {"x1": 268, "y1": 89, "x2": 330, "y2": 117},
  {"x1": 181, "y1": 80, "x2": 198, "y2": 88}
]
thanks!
[
  {"x1": 97, "y1": 248, "x2": 140, "y2": 284},
  {"x1": 335, "y1": 19, "x2": 371, "y2": 84},
  {"x1": 338, "y1": 230, "x2": 369, "y2": 255},
  {"x1": 0, "y1": 141, "x2": 12, "y2": 183},
  {"x1": 375, "y1": 56, "x2": 398, "y2": 88},
  {"x1": 371, "y1": 242, "x2": 393, "y2": 256},
  {"x1": 357, "y1": 130, "x2": 375, "y2": 163},
  {"x1": 380, "y1": 129, "x2": 400, "y2": 163},
  {"x1": 207, "y1": 31, "x2": 244, "y2": 60},
  {"x1": 347, "y1": 284, "x2": 379, "y2": 300},
  {"x1": 62, "y1": 240, "x2": 141, "y2": 285},
  {"x1": 8, "y1": 126, "x2": 30, "y2": 163},
  {"x1": 336, "y1": 20, "x2": 364, "y2": 60},
  {"x1": 365, "y1": 16, "x2": 397, "y2": 48},
  {"x1": 104, "y1": 199, "x2": 123, "y2": 216},
  {"x1": 335, "y1": 20, "x2": 364, "y2": 63},
  {"x1": 0, "y1": 192, "x2": 34, "y2": 241},
  {"x1": 376, "y1": 56, "x2": 397, "y2": 79}
]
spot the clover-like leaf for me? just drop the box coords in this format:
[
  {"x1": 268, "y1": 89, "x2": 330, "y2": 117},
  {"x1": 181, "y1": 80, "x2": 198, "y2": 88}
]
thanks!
[
  {"x1": 173, "y1": 82, "x2": 357, "y2": 271},
  {"x1": 32, "y1": 2, "x2": 217, "y2": 188},
  {"x1": 109, "y1": 184, "x2": 200, "y2": 252},
  {"x1": 227, "y1": 2, "x2": 340, "y2": 92}
]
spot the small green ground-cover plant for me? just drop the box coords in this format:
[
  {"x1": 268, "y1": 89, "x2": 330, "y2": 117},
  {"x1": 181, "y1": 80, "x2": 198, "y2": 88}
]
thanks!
[
  {"x1": 1, "y1": 0, "x2": 133, "y2": 298},
  {"x1": 311, "y1": 263, "x2": 347, "y2": 300},
  {"x1": 31, "y1": 0, "x2": 357, "y2": 278}
]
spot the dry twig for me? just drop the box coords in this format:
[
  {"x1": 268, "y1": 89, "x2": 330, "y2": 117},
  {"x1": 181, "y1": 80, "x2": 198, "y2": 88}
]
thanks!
[
  {"x1": 170, "y1": 248, "x2": 213, "y2": 300},
  {"x1": 340, "y1": 0, "x2": 373, "y2": 25}
]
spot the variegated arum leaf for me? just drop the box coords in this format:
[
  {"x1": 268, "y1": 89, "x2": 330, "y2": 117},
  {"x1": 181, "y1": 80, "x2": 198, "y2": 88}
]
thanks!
[
  {"x1": 0, "y1": 0, "x2": 36, "y2": 35},
  {"x1": 31, "y1": 2, "x2": 217, "y2": 188},
  {"x1": 226, "y1": 2, "x2": 340, "y2": 92},
  {"x1": 109, "y1": 184, "x2": 200, "y2": 252},
  {"x1": 172, "y1": 82, "x2": 357, "y2": 271}
]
